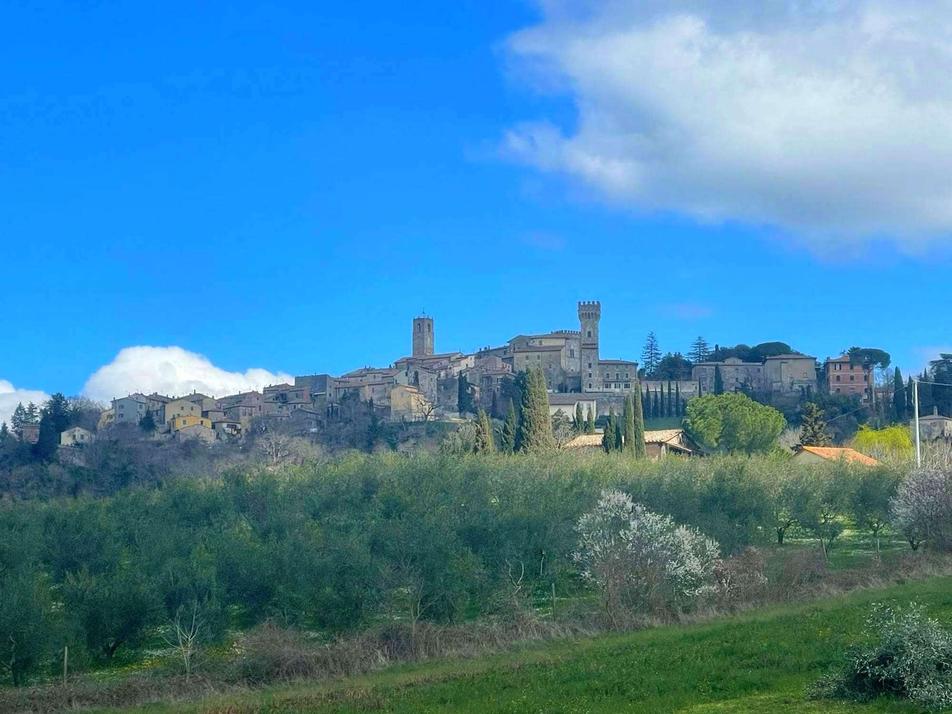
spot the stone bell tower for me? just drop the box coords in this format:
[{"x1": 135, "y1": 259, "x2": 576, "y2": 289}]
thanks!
[
  {"x1": 412, "y1": 315, "x2": 434, "y2": 357},
  {"x1": 578, "y1": 301, "x2": 601, "y2": 392}
]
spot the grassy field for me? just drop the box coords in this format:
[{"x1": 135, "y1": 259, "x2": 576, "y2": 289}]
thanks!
[{"x1": 98, "y1": 575, "x2": 952, "y2": 714}]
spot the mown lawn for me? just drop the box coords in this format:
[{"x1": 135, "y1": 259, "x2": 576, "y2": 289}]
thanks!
[{"x1": 102, "y1": 576, "x2": 952, "y2": 714}]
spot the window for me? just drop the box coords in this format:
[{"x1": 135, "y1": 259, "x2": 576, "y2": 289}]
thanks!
[
  {"x1": 835, "y1": 375, "x2": 841, "y2": 382},
  {"x1": 588, "y1": 362, "x2": 592, "y2": 368},
  {"x1": 587, "y1": 331, "x2": 592, "y2": 338},
  {"x1": 850, "y1": 375, "x2": 855, "y2": 382},
  {"x1": 624, "y1": 383, "x2": 630, "y2": 389},
  {"x1": 588, "y1": 383, "x2": 592, "y2": 389}
]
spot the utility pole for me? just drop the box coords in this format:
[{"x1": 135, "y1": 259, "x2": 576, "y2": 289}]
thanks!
[{"x1": 913, "y1": 378, "x2": 921, "y2": 468}]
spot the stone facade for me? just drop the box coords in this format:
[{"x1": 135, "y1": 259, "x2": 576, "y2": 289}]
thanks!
[{"x1": 412, "y1": 316, "x2": 434, "y2": 357}]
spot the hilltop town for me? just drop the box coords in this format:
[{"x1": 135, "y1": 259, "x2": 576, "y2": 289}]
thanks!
[{"x1": 39, "y1": 300, "x2": 893, "y2": 449}]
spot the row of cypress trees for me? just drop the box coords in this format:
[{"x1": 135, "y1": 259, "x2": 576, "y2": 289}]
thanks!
[{"x1": 474, "y1": 367, "x2": 649, "y2": 458}]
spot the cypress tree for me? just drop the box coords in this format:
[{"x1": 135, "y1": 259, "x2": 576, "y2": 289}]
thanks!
[
  {"x1": 457, "y1": 373, "x2": 473, "y2": 415},
  {"x1": 714, "y1": 365, "x2": 724, "y2": 395},
  {"x1": 893, "y1": 367, "x2": 906, "y2": 422},
  {"x1": 666, "y1": 380, "x2": 673, "y2": 417},
  {"x1": 475, "y1": 409, "x2": 495, "y2": 453},
  {"x1": 799, "y1": 402, "x2": 831, "y2": 446},
  {"x1": 516, "y1": 367, "x2": 554, "y2": 453},
  {"x1": 575, "y1": 403, "x2": 585, "y2": 433},
  {"x1": 490, "y1": 390, "x2": 499, "y2": 420},
  {"x1": 615, "y1": 417, "x2": 624, "y2": 452},
  {"x1": 632, "y1": 386, "x2": 647, "y2": 458},
  {"x1": 659, "y1": 383, "x2": 666, "y2": 418},
  {"x1": 674, "y1": 382, "x2": 682, "y2": 417},
  {"x1": 585, "y1": 406, "x2": 595, "y2": 434},
  {"x1": 652, "y1": 390, "x2": 660, "y2": 419},
  {"x1": 622, "y1": 395, "x2": 635, "y2": 454},
  {"x1": 500, "y1": 400, "x2": 517, "y2": 454},
  {"x1": 602, "y1": 410, "x2": 617, "y2": 452}
]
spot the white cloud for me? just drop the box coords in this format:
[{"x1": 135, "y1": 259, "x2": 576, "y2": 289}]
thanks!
[
  {"x1": 0, "y1": 380, "x2": 50, "y2": 428},
  {"x1": 82, "y1": 346, "x2": 293, "y2": 402},
  {"x1": 505, "y1": 1, "x2": 952, "y2": 246}
]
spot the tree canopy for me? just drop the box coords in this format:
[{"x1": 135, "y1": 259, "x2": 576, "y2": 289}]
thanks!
[{"x1": 683, "y1": 393, "x2": 786, "y2": 454}]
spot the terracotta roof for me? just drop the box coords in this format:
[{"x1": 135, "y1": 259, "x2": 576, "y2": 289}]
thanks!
[
  {"x1": 644, "y1": 429, "x2": 684, "y2": 444},
  {"x1": 798, "y1": 446, "x2": 880, "y2": 466},
  {"x1": 564, "y1": 434, "x2": 603, "y2": 448}
]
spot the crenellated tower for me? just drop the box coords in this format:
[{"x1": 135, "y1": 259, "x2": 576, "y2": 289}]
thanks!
[
  {"x1": 412, "y1": 315, "x2": 434, "y2": 357},
  {"x1": 578, "y1": 301, "x2": 601, "y2": 392}
]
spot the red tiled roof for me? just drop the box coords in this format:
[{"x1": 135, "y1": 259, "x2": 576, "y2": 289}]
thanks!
[{"x1": 798, "y1": 446, "x2": 880, "y2": 466}]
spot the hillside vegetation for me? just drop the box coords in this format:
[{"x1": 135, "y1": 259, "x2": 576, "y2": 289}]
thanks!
[{"x1": 108, "y1": 576, "x2": 952, "y2": 713}]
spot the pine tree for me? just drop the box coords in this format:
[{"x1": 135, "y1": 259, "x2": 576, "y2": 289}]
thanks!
[
  {"x1": 500, "y1": 400, "x2": 517, "y2": 454},
  {"x1": 602, "y1": 410, "x2": 617, "y2": 452},
  {"x1": 575, "y1": 403, "x2": 584, "y2": 433},
  {"x1": 24, "y1": 402, "x2": 39, "y2": 425},
  {"x1": 893, "y1": 367, "x2": 906, "y2": 422},
  {"x1": 799, "y1": 402, "x2": 831, "y2": 446},
  {"x1": 516, "y1": 367, "x2": 554, "y2": 453},
  {"x1": 585, "y1": 406, "x2": 595, "y2": 434},
  {"x1": 474, "y1": 409, "x2": 495, "y2": 453},
  {"x1": 714, "y1": 365, "x2": 724, "y2": 395},
  {"x1": 632, "y1": 387, "x2": 647, "y2": 458},
  {"x1": 10, "y1": 402, "x2": 26, "y2": 438},
  {"x1": 622, "y1": 395, "x2": 635, "y2": 454},
  {"x1": 689, "y1": 336, "x2": 710, "y2": 364},
  {"x1": 642, "y1": 331, "x2": 661, "y2": 377},
  {"x1": 0, "y1": 422, "x2": 10, "y2": 445},
  {"x1": 35, "y1": 393, "x2": 71, "y2": 460}
]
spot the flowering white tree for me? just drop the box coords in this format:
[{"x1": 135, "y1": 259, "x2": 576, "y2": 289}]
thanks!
[
  {"x1": 891, "y1": 469, "x2": 952, "y2": 551},
  {"x1": 575, "y1": 490, "x2": 721, "y2": 623}
]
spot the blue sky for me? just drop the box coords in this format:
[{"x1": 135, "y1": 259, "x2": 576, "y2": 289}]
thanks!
[{"x1": 2, "y1": 0, "x2": 950, "y2": 413}]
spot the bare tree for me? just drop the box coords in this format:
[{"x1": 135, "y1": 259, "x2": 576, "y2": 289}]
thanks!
[{"x1": 164, "y1": 602, "x2": 203, "y2": 681}]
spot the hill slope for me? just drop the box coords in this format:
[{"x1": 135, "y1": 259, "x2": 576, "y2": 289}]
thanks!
[{"x1": 111, "y1": 576, "x2": 952, "y2": 714}]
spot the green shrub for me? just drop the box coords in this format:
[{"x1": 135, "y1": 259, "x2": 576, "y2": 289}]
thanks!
[{"x1": 812, "y1": 602, "x2": 952, "y2": 710}]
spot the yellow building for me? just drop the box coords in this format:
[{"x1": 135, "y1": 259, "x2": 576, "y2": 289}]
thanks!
[
  {"x1": 165, "y1": 398, "x2": 202, "y2": 425},
  {"x1": 169, "y1": 415, "x2": 212, "y2": 432}
]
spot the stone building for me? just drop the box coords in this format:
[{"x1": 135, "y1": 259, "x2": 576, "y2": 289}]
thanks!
[
  {"x1": 60, "y1": 426, "x2": 94, "y2": 447},
  {"x1": 112, "y1": 394, "x2": 151, "y2": 425},
  {"x1": 693, "y1": 358, "x2": 766, "y2": 394},
  {"x1": 914, "y1": 408, "x2": 952, "y2": 444},
  {"x1": 764, "y1": 354, "x2": 818, "y2": 396}
]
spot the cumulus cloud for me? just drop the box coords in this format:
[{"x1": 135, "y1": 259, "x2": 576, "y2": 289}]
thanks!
[
  {"x1": 82, "y1": 346, "x2": 293, "y2": 402},
  {"x1": 505, "y1": 0, "x2": 952, "y2": 246},
  {"x1": 0, "y1": 380, "x2": 50, "y2": 428}
]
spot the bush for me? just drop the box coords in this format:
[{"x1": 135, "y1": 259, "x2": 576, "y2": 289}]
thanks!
[
  {"x1": 812, "y1": 602, "x2": 952, "y2": 710},
  {"x1": 891, "y1": 468, "x2": 952, "y2": 551},
  {"x1": 574, "y1": 490, "x2": 720, "y2": 622}
]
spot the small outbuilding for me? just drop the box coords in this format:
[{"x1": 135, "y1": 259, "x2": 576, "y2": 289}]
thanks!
[{"x1": 792, "y1": 445, "x2": 880, "y2": 467}]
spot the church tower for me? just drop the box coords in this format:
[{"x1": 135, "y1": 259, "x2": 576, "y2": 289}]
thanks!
[
  {"x1": 578, "y1": 301, "x2": 601, "y2": 392},
  {"x1": 412, "y1": 315, "x2": 434, "y2": 357}
]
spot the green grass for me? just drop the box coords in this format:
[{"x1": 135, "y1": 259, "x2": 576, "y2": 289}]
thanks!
[{"x1": 101, "y1": 576, "x2": 952, "y2": 714}]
